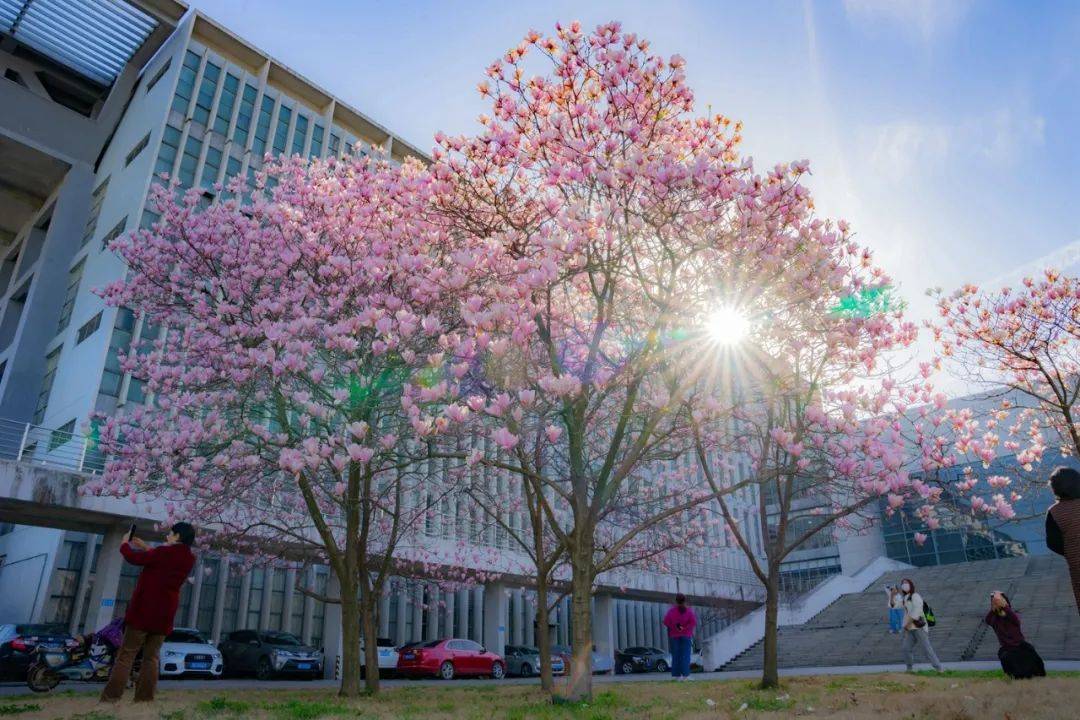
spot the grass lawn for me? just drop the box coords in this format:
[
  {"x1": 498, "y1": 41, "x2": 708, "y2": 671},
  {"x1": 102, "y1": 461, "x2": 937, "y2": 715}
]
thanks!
[{"x1": 2, "y1": 671, "x2": 1079, "y2": 720}]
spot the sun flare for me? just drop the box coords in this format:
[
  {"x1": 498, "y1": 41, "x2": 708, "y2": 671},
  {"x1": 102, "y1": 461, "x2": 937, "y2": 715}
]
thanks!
[{"x1": 706, "y1": 306, "x2": 750, "y2": 347}]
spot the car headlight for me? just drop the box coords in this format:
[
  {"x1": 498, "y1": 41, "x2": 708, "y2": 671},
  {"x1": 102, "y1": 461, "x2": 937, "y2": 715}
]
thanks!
[
  {"x1": 164, "y1": 650, "x2": 183, "y2": 659},
  {"x1": 632, "y1": 656, "x2": 643, "y2": 663}
]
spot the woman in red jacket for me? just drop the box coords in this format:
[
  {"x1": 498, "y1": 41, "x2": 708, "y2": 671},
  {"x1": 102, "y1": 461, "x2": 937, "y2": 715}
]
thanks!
[{"x1": 100, "y1": 522, "x2": 196, "y2": 703}]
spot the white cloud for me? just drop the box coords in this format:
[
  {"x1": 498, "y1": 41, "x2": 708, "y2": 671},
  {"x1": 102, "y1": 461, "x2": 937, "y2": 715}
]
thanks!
[
  {"x1": 859, "y1": 107, "x2": 1045, "y2": 180},
  {"x1": 985, "y1": 239, "x2": 1080, "y2": 287},
  {"x1": 843, "y1": 0, "x2": 974, "y2": 44}
]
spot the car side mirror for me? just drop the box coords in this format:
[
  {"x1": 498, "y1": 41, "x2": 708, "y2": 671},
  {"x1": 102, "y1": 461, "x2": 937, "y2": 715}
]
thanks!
[{"x1": 479, "y1": 647, "x2": 486, "y2": 654}]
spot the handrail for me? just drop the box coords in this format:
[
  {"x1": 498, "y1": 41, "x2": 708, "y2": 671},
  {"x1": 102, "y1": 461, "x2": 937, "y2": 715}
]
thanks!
[{"x1": 0, "y1": 417, "x2": 104, "y2": 475}]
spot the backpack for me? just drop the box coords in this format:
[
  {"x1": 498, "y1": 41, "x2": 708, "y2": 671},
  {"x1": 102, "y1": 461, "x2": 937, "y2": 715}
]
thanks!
[{"x1": 923, "y1": 600, "x2": 936, "y2": 627}]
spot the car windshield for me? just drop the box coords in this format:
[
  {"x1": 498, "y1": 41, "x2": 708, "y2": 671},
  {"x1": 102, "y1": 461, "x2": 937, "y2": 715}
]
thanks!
[
  {"x1": 261, "y1": 632, "x2": 301, "y2": 646},
  {"x1": 15, "y1": 624, "x2": 66, "y2": 636},
  {"x1": 376, "y1": 638, "x2": 395, "y2": 647},
  {"x1": 166, "y1": 630, "x2": 206, "y2": 644}
]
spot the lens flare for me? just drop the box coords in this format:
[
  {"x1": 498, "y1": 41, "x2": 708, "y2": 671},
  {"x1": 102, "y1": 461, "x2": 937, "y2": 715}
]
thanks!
[{"x1": 706, "y1": 306, "x2": 750, "y2": 347}]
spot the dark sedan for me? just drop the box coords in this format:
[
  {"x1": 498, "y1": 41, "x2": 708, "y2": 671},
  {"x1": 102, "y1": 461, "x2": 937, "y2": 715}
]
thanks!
[
  {"x1": 614, "y1": 646, "x2": 670, "y2": 674},
  {"x1": 218, "y1": 630, "x2": 323, "y2": 680},
  {"x1": 0, "y1": 624, "x2": 73, "y2": 681}
]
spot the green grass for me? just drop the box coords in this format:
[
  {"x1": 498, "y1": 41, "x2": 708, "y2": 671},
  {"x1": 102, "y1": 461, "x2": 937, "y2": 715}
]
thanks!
[
  {"x1": 160, "y1": 711, "x2": 188, "y2": 720},
  {"x1": 197, "y1": 696, "x2": 254, "y2": 716},
  {"x1": 506, "y1": 690, "x2": 621, "y2": 720},
  {"x1": 265, "y1": 699, "x2": 360, "y2": 719},
  {"x1": 913, "y1": 669, "x2": 1080, "y2": 680},
  {"x1": 0, "y1": 703, "x2": 41, "y2": 717},
  {"x1": 66, "y1": 712, "x2": 114, "y2": 720}
]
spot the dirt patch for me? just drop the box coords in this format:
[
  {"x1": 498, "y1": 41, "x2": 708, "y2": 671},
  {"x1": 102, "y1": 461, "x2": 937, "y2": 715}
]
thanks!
[{"x1": 2, "y1": 672, "x2": 1077, "y2": 719}]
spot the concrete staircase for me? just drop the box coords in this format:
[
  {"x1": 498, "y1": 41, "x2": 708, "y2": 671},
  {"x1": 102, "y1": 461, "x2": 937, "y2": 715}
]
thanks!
[{"x1": 721, "y1": 555, "x2": 1078, "y2": 671}]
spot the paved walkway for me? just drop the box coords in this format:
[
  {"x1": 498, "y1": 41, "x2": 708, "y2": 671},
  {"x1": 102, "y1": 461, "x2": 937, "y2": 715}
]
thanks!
[{"x1": 2, "y1": 660, "x2": 1077, "y2": 696}]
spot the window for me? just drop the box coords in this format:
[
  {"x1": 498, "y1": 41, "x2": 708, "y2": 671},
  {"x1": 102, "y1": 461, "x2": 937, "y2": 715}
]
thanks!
[
  {"x1": 100, "y1": 217, "x2": 127, "y2": 252},
  {"x1": 145, "y1": 58, "x2": 171, "y2": 94},
  {"x1": 76, "y1": 312, "x2": 102, "y2": 344},
  {"x1": 140, "y1": 209, "x2": 160, "y2": 229},
  {"x1": 344, "y1": 141, "x2": 354, "y2": 157},
  {"x1": 222, "y1": 156, "x2": 243, "y2": 198},
  {"x1": 56, "y1": 258, "x2": 86, "y2": 333},
  {"x1": 48, "y1": 419, "x2": 75, "y2": 452},
  {"x1": 172, "y1": 50, "x2": 200, "y2": 115},
  {"x1": 178, "y1": 135, "x2": 203, "y2": 188},
  {"x1": 33, "y1": 347, "x2": 62, "y2": 424},
  {"x1": 328, "y1": 132, "x2": 340, "y2": 157},
  {"x1": 232, "y1": 84, "x2": 258, "y2": 146},
  {"x1": 268, "y1": 569, "x2": 285, "y2": 630},
  {"x1": 309, "y1": 570, "x2": 327, "y2": 648},
  {"x1": 193, "y1": 62, "x2": 221, "y2": 127},
  {"x1": 125, "y1": 133, "x2": 150, "y2": 167},
  {"x1": 213, "y1": 73, "x2": 239, "y2": 136},
  {"x1": 221, "y1": 567, "x2": 242, "y2": 635},
  {"x1": 80, "y1": 178, "x2": 109, "y2": 247},
  {"x1": 196, "y1": 558, "x2": 220, "y2": 634},
  {"x1": 152, "y1": 125, "x2": 182, "y2": 180},
  {"x1": 289, "y1": 579, "x2": 304, "y2": 636},
  {"x1": 251, "y1": 96, "x2": 275, "y2": 156},
  {"x1": 291, "y1": 114, "x2": 308, "y2": 156},
  {"x1": 272, "y1": 106, "x2": 292, "y2": 155},
  {"x1": 309, "y1": 124, "x2": 324, "y2": 159},
  {"x1": 201, "y1": 147, "x2": 222, "y2": 190},
  {"x1": 44, "y1": 540, "x2": 87, "y2": 625},
  {"x1": 99, "y1": 308, "x2": 135, "y2": 398},
  {"x1": 247, "y1": 567, "x2": 265, "y2": 628}
]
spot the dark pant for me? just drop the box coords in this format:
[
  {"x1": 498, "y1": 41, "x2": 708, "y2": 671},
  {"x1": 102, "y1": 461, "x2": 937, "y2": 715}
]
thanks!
[
  {"x1": 669, "y1": 636, "x2": 692, "y2": 677},
  {"x1": 999, "y1": 642, "x2": 1046, "y2": 679},
  {"x1": 101, "y1": 626, "x2": 164, "y2": 702}
]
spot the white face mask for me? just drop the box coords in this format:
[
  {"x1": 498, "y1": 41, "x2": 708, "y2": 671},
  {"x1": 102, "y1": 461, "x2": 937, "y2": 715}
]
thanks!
[{"x1": 901, "y1": 584, "x2": 911, "y2": 593}]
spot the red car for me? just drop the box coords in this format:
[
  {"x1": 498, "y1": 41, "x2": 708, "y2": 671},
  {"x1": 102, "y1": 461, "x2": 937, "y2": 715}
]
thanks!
[{"x1": 396, "y1": 638, "x2": 505, "y2": 680}]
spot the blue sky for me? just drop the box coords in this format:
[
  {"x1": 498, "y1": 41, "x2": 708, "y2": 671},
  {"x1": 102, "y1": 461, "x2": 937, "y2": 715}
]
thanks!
[{"x1": 184, "y1": 0, "x2": 1079, "y2": 328}]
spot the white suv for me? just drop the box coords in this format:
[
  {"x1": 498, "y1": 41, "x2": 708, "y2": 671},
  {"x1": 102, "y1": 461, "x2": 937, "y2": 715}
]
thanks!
[{"x1": 159, "y1": 628, "x2": 223, "y2": 678}]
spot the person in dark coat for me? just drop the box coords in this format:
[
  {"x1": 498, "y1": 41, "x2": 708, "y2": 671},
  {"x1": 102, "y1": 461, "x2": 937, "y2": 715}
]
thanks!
[
  {"x1": 985, "y1": 591, "x2": 1045, "y2": 679},
  {"x1": 101, "y1": 522, "x2": 196, "y2": 703},
  {"x1": 1045, "y1": 466, "x2": 1080, "y2": 615}
]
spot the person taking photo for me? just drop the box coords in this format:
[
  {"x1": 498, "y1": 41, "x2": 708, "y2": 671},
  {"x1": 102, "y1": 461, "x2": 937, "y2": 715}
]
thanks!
[{"x1": 100, "y1": 522, "x2": 196, "y2": 703}]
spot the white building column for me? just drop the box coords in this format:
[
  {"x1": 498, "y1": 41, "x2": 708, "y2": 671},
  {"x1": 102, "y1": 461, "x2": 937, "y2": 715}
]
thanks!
[
  {"x1": 482, "y1": 583, "x2": 508, "y2": 654},
  {"x1": 378, "y1": 588, "x2": 391, "y2": 639},
  {"x1": 283, "y1": 568, "x2": 297, "y2": 634},
  {"x1": 524, "y1": 594, "x2": 535, "y2": 647},
  {"x1": 456, "y1": 589, "x2": 469, "y2": 641},
  {"x1": 301, "y1": 568, "x2": 315, "y2": 645},
  {"x1": 443, "y1": 589, "x2": 455, "y2": 638},
  {"x1": 394, "y1": 586, "x2": 409, "y2": 646},
  {"x1": 211, "y1": 559, "x2": 230, "y2": 644},
  {"x1": 471, "y1": 587, "x2": 484, "y2": 643},
  {"x1": 85, "y1": 525, "x2": 126, "y2": 632},
  {"x1": 322, "y1": 572, "x2": 343, "y2": 680},
  {"x1": 410, "y1": 585, "x2": 424, "y2": 643},
  {"x1": 593, "y1": 594, "x2": 616, "y2": 674},
  {"x1": 186, "y1": 557, "x2": 204, "y2": 629},
  {"x1": 511, "y1": 589, "x2": 524, "y2": 645},
  {"x1": 69, "y1": 534, "x2": 98, "y2": 635}
]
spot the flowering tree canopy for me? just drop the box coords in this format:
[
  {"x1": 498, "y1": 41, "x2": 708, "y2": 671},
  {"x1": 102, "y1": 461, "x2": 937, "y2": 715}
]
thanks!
[{"x1": 86, "y1": 155, "x2": 497, "y2": 695}]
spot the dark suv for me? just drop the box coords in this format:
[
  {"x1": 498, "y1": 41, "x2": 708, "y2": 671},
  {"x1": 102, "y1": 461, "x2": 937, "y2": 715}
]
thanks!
[{"x1": 218, "y1": 630, "x2": 323, "y2": 680}]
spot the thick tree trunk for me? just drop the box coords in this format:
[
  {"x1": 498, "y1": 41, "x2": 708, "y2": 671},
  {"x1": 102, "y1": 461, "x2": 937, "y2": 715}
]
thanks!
[
  {"x1": 360, "y1": 589, "x2": 380, "y2": 695},
  {"x1": 534, "y1": 580, "x2": 554, "y2": 692},
  {"x1": 338, "y1": 574, "x2": 363, "y2": 697},
  {"x1": 760, "y1": 566, "x2": 781, "y2": 690},
  {"x1": 565, "y1": 564, "x2": 594, "y2": 701}
]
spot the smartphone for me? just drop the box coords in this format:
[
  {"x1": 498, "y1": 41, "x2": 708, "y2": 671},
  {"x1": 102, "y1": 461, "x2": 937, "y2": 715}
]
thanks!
[{"x1": 129, "y1": 523, "x2": 137, "y2": 540}]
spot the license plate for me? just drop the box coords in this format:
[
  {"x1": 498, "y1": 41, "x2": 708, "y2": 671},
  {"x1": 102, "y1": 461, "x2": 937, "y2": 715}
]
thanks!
[
  {"x1": 297, "y1": 663, "x2": 311, "y2": 670},
  {"x1": 403, "y1": 653, "x2": 415, "y2": 660},
  {"x1": 189, "y1": 662, "x2": 210, "y2": 670}
]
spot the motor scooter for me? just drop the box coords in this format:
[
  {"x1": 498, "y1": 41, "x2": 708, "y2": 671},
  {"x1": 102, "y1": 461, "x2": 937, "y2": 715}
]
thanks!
[{"x1": 26, "y1": 639, "x2": 132, "y2": 692}]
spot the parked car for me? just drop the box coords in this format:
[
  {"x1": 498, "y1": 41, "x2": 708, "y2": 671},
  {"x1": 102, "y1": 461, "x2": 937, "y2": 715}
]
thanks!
[
  {"x1": 615, "y1": 646, "x2": 671, "y2": 674},
  {"x1": 159, "y1": 627, "x2": 222, "y2": 678},
  {"x1": 549, "y1": 644, "x2": 614, "y2": 674},
  {"x1": 396, "y1": 638, "x2": 504, "y2": 680},
  {"x1": 359, "y1": 637, "x2": 398, "y2": 678},
  {"x1": 503, "y1": 645, "x2": 565, "y2": 677},
  {"x1": 0, "y1": 624, "x2": 73, "y2": 681},
  {"x1": 218, "y1": 630, "x2": 322, "y2": 680}
]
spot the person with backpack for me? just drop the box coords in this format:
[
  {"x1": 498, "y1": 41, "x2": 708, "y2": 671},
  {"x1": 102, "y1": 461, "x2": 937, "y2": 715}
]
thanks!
[
  {"x1": 899, "y1": 578, "x2": 943, "y2": 672},
  {"x1": 985, "y1": 591, "x2": 1045, "y2": 679}
]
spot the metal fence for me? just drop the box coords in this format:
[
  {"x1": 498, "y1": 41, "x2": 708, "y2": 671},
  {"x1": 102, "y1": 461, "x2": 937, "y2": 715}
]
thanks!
[{"x1": 0, "y1": 417, "x2": 104, "y2": 475}]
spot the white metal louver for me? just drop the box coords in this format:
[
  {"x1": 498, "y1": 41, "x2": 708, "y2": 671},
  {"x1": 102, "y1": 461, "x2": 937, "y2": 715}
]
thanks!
[{"x1": 0, "y1": 0, "x2": 158, "y2": 86}]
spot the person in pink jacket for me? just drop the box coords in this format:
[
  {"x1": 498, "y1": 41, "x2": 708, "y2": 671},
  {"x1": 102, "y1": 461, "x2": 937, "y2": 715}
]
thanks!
[{"x1": 663, "y1": 593, "x2": 697, "y2": 679}]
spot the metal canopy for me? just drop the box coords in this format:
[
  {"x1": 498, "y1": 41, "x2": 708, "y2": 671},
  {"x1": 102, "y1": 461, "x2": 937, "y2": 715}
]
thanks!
[{"x1": 0, "y1": 0, "x2": 158, "y2": 86}]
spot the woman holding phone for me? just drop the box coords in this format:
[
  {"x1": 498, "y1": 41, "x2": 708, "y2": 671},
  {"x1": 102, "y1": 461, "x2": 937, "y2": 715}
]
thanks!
[
  {"x1": 986, "y1": 591, "x2": 1045, "y2": 679},
  {"x1": 662, "y1": 593, "x2": 697, "y2": 680}
]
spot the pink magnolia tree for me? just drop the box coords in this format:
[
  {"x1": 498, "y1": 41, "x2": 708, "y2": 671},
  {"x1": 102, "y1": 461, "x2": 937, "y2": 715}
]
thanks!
[
  {"x1": 933, "y1": 270, "x2": 1079, "y2": 463},
  {"x1": 83, "y1": 155, "x2": 496, "y2": 696},
  {"x1": 428, "y1": 21, "x2": 820, "y2": 700}
]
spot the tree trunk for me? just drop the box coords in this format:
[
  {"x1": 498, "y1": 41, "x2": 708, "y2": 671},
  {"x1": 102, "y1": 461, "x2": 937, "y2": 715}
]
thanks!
[
  {"x1": 760, "y1": 565, "x2": 781, "y2": 690},
  {"x1": 360, "y1": 585, "x2": 380, "y2": 695},
  {"x1": 535, "y1": 580, "x2": 554, "y2": 692},
  {"x1": 565, "y1": 563, "x2": 594, "y2": 701},
  {"x1": 338, "y1": 574, "x2": 363, "y2": 697}
]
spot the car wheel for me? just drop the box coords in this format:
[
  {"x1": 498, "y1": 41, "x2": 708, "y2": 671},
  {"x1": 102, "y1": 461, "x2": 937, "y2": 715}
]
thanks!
[
  {"x1": 26, "y1": 665, "x2": 61, "y2": 692},
  {"x1": 620, "y1": 660, "x2": 635, "y2": 675},
  {"x1": 439, "y1": 661, "x2": 455, "y2": 680},
  {"x1": 255, "y1": 657, "x2": 274, "y2": 681},
  {"x1": 520, "y1": 663, "x2": 533, "y2": 677},
  {"x1": 491, "y1": 661, "x2": 505, "y2": 680},
  {"x1": 655, "y1": 660, "x2": 669, "y2": 673}
]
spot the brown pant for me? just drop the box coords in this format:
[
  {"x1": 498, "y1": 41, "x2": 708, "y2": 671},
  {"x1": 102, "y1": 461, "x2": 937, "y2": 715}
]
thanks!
[{"x1": 101, "y1": 626, "x2": 164, "y2": 702}]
